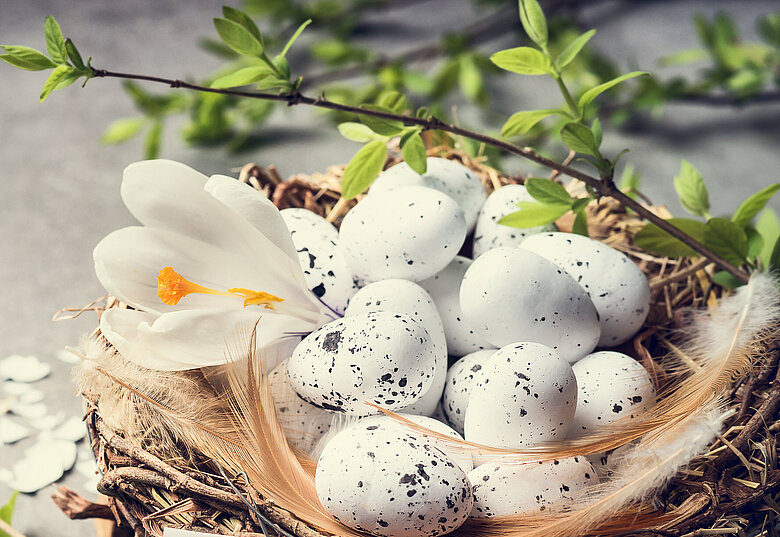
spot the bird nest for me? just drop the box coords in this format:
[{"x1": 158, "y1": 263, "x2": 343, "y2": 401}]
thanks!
[{"x1": 53, "y1": 147, "x2": 780, "y2": 537}]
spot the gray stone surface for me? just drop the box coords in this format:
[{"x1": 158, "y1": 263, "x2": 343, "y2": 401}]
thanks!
[{"x1": 0, "y1": 1, "x2": 777, "y2": 535}]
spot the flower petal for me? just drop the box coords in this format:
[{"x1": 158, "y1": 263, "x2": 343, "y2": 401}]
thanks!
[
  {"x1": 205, "y1": 174, "x2": 299, "y2": 263},
  {"x1": 101, "y1": 308, "x2": 313, "y2": 371}
]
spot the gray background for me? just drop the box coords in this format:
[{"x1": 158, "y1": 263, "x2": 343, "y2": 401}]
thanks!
[{"x1": 1, "y1": 0, "x2": 778, "y2": 535}]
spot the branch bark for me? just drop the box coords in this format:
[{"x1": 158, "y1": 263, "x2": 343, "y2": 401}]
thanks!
[{"x1": 89, "y1": 67, "x2": 750, "y2": 284}]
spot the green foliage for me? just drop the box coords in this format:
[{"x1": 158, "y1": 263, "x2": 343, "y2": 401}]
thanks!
[
  {"x1": 490, "y1": 47, "x2": 554, "y2": 76},
  {"x1": 44, "y1": 15, "x2": 67, "y2": 64},
  {"x1": 501, "y1": 109, "x2": 562, "y2": 137},
  {"x1": 499, "y1": 201, "x2": 570, "y2": 227},
  {"x1": 101, "y1": 117, "x2": 146, "y2": 144},
  {"x1": 501, "y1": 177, "x2": 592, "y2": 236},
  {"x1": 525, "y1": 177, "x2": 572, "y2": 205},
  {"x1": 518, "y1": 0, "x2": 548, "y2": 49},
  {"x1": 560, "y1": 122, "x2": 600, "y2": 158},
  {"x1": 704, "y1": 217, "x2": 748, "y2": 266},
  {"x1": 340, "y1": 139, "x2": 387, "y2": 199},
  {"x1": 577, "y1": 71, "x2": 648, "y2": 112},
  {"x1": 555, "y1": 29, "x2": 596, "y2": 71},
  {"x1": 0, "y1": 491, "x2": 18, "y2": 537},
  {"x1": 634, "y1": 218, "x2": 706, "y2": 258},
  {"x1": 673, "y1": 160, "x2": 710, "y2": 218},
  {"x1": 732, "y1": 183, "x2": 780, "y2": 228},
  {"x1": 400, "y1": 129, "x2": 427, "y2": 174}
]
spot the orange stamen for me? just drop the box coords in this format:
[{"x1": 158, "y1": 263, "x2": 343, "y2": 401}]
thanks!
[{"x1": 157, "y1": 267, "x2": 284, "y2": 309}]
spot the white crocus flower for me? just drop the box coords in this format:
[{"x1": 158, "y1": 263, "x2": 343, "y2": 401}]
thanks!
[{"x1": 93, "y1": 160, "x2": 337, "y2": 371}]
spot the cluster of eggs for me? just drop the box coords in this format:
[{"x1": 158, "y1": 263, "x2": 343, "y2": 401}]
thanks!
[{"x1": 273, "y1": 158, "x2": 656, "y2": 537}]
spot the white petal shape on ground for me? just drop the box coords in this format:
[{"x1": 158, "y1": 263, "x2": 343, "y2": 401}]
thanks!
[
  {"x1": 9, "y1": 454, "x2": 63, "y2": 493},
  {"x1": 30, "y1": 412, "x2": 65, "y2": 431},
  {"x1": 53, "y1": 416, "x2": 87, "y2": 442},
  {"x1": 55, "y1": 349, "x2": 82, "y2": 364},
  {"x1": 2, "y1": 381, "x2": 32, "y2": 395},
  {"x1": 10, "y1": 402, "x2": 47, "y2": 419},
  {"x1": 0, "y1": 354, "x2": 51, "y2": 382},
  {"x1": 205, "y1": 174, "x2": 299, "y2": 262},
  {"x1": 19, "y1": 387, "x2": 44, "y2": 404},
  {"x1": 0, "y1": 417, "x2": 30, "y2": 444}
]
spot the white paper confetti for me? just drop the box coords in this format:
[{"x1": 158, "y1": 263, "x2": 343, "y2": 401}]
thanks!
[
  {"x1": 2, "y1": 381, "x2": 32, "y2": 396},
  {"x1": 0, "y1": 417, "x2": 30, "y2": 444},
  {"x1": 0, "y1": 354, "x2": 51, "y2": 383},
  {"x1": 9, "y1": 454, "x2": 64, "y2": 493},
  {"x1": 52, "y1": 416, "x2": 86, "y2": 442},
  {"x1": 10, "y1": 401, "x2": 48, "y2": 419},
  {"x1": 30, "y1": 436, "x2": 78, "y2": 472},
  {"x1": 19, "y1": 387, "x2": 45, "y2": 405},
  {"x1": 29, "y1": 412, "x2": 65, "y2": 430}
]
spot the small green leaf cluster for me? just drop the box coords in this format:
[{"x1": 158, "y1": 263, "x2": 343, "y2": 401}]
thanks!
[
  {"x1": 0, "y1": 491, "x2": 18, "y2": 537},
  {"x1": 499, "y1": 177, "x2": 592, "y2": 236},
  {"x1": 210, "y1": 6, "x2": 310, "y2": 92},
  {"x1": 0, "y1": 16, "x2": 92, "y2": 102},
  {"x1": 338, "y1": 91, "x2": 430, "y2": 200},
  {"x1": 633, "y1": 160, "x2": 780, "y2": 286},
  {"x1": 491, "y1": 0, "x2": 647, "y2": 173}
]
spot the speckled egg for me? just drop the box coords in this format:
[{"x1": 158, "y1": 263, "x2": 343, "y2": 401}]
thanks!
[
  {"x1": 464, "y1": 342, "x2": 577, "y2": 448},
  {"x1": 459, "y1": 248, "x2": 600, "y2": 363},
  {"x1": 280, "y1": 208, "x2": 358, "y2": 314},
  {"x1": 418, "y1": 256, "x2": 495, "y2": 357},
  {"x1": 316, "y1": 423, "x2": 474, "y2": 537},
  {"x1": 520, "y1": 232, "x2": 651, "y2": 346},
  {"x1": 469, "y1": 456, "x2": 596, "y2": 517},
  {"x1": 269, "y1": 359, "x2": 334, "y2": 453},
  {"x1": 442, "y1": 350, "x2": 496, "y2": 435},
  {"x1": 369, "y1": 157, "x2": 486, "y2": 232},
  {"x1": 339, "y1": 186, "x2": 466, "y2": 283},
  {"x1": 472, "y1": 184, "x2": 556, "y2": 258},
  {"x1": 570, "y1": 351, "x2": 656, "y2": 438},
  {"x1": 345, "y1": 279, "x2": 448, "y2": 416},
  {"x1": 287, "y1": 311, "x2": 436, "y2": 414},
  {"x1": 351, "y1": 413, "x2": 473, "y2": 472}
]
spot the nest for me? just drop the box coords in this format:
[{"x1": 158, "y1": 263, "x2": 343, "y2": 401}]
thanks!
[{"x1": 53, "y1": 147, "x2": 780, "y2": 537}]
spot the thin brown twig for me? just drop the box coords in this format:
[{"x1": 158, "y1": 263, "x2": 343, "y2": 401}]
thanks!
[{"x1": 88, "y1": 67, "x2": 750, "y2": 284}]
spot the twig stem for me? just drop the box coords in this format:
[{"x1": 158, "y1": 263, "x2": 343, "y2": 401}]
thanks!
[
  {"x1": 89, "y1": 67, "x2": 750, "y2": 283},
  {"x1": 0, "y1": 518, "x2": 26, "y2": 537}
]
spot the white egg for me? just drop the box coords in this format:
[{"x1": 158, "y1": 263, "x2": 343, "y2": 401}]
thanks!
[
  {"x1": 464, "y1": 342, "x2": 577, "y2": 448},
  {"x1": 370, "y1": 157, "x2": 486, "y2": 232},
  {"x1": 571, "y1": 351, "x2": 656, "y2": 438},
  {"x1": 418, "y1": 256, "x2": 495, "y2": 357},
  {"x1": 287, "y1": 312, "x2": 436, "y2": 414},
  {"x1": 346, "y1": 279, "x2": 447, "y2": 416},
  {"x1": 351, "y1": 413, "x2": 473, "y2": 472},
  {"x1": 339, "y1": 186, "x2": 466, "y2": 283},
  {"x1": 269, "y1": 359, "x2": 334, "y2": 453},
  {"x1": 469, "y1": 456, "x2": 596, "y2": 517},
  {"x1": 280, "y1": 208, "x2": 358, "y2": 314},
  {"x1": 316, "y1": 422, "x2": 473, "y2": 537},
  {"x1": 459, "y1": 247, "x2": 600, "y2": 363},
  {"x1": 472, "y1": 184, "x2": 556, "y2": 258},
  {"x1": 520, "y1": 232, "x2": 651, "y2": 346},
  {"x1": 442, "y1": 350, "x2": 496, "y2": 435}
]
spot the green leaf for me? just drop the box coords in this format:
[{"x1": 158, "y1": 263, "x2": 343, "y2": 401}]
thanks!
[
  {"x1": 338, "y1": 122, "x2": 384, "y2": 143},
  {"x1": 222, "y1": 6, "x2": 263, "y2": 47},
  {"x1": 358, "y1": 104, "x2": 404, "y2": 136},
  {"x1": 490, "y1": 47, "x2": 555, "y2": 76},
  {"x1": 213, "y1": 17, "x2": 264, "y2": 57},
  {"x1": 560, "y1": 122, "x2": 599, "y2": 157},
  {"x1": 341, "y1": 140, "x2": 388, "y2": 200},
  {"x1": 732, "y1": 183, "x2": 780, "y2": 228},
  {"x1": 458, "y1": 54, "x2": 483, "y2": 102},
  {"x1": 499, "y1": 201, "x2": 569, "y2": 228},
  {"x1": 0, "y1": 45, "x2": 57, "y2": 70},
  {"x1": 572, "y1": 209, "x2": 589, "y2": 236},
  {"x1": 578, "y1": 71, "x2": 648, "y2": 111},
  {"x1": 711, "y1": 270, "x2": 744, "y2": 290},
  {"x1": 401, "y1": 132, "x2": 427, "y2": 175},
  {"x1": 703, "y1": 217, "x2": 748, "y2": 266},
  {"x1": 755, "y1": 208, "x2": 780, "y2": 267},
  {"x1": 144, "y1": 121, "x2": 163, "y2": 159},
  {"x1": 279, "y1": 19, "x2": 311, "y2": 59},
  {"x1": 501, "y1": 109, "x2": 561, "y2": 137},
  {"x1": 746, "y1": 227, "x2": 764, "y2": 259},
  {"x1": 39, "y1": 64, "x2": 69, "y2": 101},
  {"x1": 673, "y1": 160, "x2": 710, "y2": 217},
  {"x1": 658, "y1": 48, "x2": 709, "y2": 67},
  {"x1": 54, "y1": 69, "x2": 83, "y2": 90},
  {"x1": 555, "y1": 29, "x2": 596, "y2": 71},
  {"x1": 770, "y1": 237, "x2": 780, "y2": 270},
  {"x1": 64, "y1": 38, "x2": 85, "y2": 70},
  {"x1": 591, "y1": 117, "x2": 602, "y2": 148},
  {"x1": 377, "y1": 91, "x2": 408, "y2": 114},
  {"x1": 101, "y1": 117, "x2": 145, "y2": 144},
  {"x1": 44, "y1": 16, "x2": 67, "y2": 64},
  {"x1": 633, "y1": 218, "x2": 706, "y2": 258},
  {"x1": 211, "y1": 65, "x2": 270, "y2": 89},
  {"x1": 525, "y1": 177, "x2": 573, "y2": 206},
  {"x1": 1, "y1": 491, "x2": 18, "y2": 537},
  {"x1": 518, "y1": 0, "x2": 548, "y2": 48},
  {"x1": 571, "y1": 197, "x2": 591, "y2": 213}
]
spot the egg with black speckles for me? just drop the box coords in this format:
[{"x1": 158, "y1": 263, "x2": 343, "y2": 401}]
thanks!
[
  {"x1": 418, "y1": 257, "x2": 496, "y2": 357},
  {"x1": 472, "y1": 184, "x2": 556, "y2": 258},
  {"x1": 269, "y1": 359, "x2": 334, "y2": 453},
  {"x1": 349, "y1": 413, "x2": 473, "y2": 472},
  {"x1": 442, "y1": 350, "x2": 496, "y2": 435},
  {"x1": 369, "y1": 157, "x2": 486, "y2": 232},
  {"x1": 464, "y1": 342, "x2": 577, "y2": 448},
  {"x1": 339, "y1": 186, "x2": 467, "y2": 283},
  {"x1": 520, "y1": 232, "x2": 651, "y2": 346},
  {"x1": 287, "y1": 311, "x2": 436, "y2": 415},
  {"x1": 345, "y1": 279, "x2": 447, "y2": 417},
  {"x1": 316, "y1": 422, "x2": 474, "y2": 537},
  {"x1": 280, "y1": 208, "x2": 358, "y2": 314},
  {"x1": 468, "y1": 456, "x2": 596, "y2": 517},
  {"x1": 571, "y1": 351, "x2": 656, "y2": 438},
  {"x1": 459, "y1": 248, "x2": 600, "y2": 363}
]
